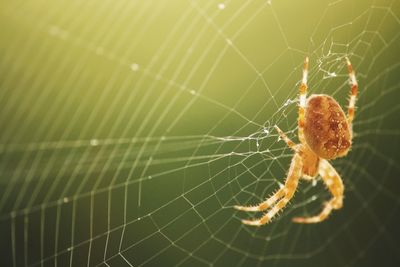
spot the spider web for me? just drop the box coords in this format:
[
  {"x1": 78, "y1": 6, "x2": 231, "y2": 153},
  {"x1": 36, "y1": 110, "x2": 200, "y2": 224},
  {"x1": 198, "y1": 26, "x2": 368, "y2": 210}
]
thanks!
[{"x1": 0, "y1": 0, "x2": 400, "y2": 266}]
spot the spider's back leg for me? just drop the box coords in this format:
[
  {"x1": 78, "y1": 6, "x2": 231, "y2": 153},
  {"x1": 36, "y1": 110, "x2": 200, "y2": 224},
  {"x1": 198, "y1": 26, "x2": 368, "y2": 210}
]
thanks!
[
  {"x1": 274, "y1": 125, "x2": 297, "y2": 150},
  {"x1": 298, "y1": 57, "x2": 309, "y2": 144},
  {"x1": 345, "y1": 57, "x2": 358, "y2": 127}
]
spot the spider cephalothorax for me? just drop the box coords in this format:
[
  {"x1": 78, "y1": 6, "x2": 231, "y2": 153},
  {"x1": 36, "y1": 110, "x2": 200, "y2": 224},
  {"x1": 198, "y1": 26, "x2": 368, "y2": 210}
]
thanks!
[{"x1": 235, "y1": 57, "x2": 358, "y2": 225}]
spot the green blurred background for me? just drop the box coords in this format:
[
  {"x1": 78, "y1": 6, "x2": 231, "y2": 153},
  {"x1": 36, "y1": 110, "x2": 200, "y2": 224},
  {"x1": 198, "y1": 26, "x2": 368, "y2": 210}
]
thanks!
[{"x1": 0, "y1": 0, "x2": 399, "y2": 266}]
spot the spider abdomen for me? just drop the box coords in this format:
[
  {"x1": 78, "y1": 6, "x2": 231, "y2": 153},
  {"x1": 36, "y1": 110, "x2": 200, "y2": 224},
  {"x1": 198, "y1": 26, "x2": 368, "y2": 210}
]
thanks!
[{"x1": 304, "y1": 94, "x2": 351, "y2": 160}]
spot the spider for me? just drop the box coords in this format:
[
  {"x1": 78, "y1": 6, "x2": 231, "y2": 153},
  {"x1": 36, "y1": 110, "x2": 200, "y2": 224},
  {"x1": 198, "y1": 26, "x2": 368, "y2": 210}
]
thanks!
[{"x1": 234, "y1": 57, "x2": 358, "y2": 225}]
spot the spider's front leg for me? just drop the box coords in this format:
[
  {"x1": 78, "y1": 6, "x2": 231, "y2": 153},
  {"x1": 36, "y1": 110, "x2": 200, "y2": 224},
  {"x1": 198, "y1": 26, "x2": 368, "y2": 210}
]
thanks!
[
  {"x1": 234, "y1": 126, "x2": 298, "y2": 213},
  {"x1": 292, "y1": 159, "x2": 344, "y2": 224},
  {"x1": 234, "y1": 188, "x2": 286, "y2": 212},
  {"x1": 235, "y1": 153, "x2": 303, "y2": 226}
]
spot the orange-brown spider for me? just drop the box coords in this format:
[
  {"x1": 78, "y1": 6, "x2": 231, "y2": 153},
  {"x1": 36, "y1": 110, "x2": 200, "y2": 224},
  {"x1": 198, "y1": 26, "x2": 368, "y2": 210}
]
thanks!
[{"x1": 234, "y1": 57, "x2": 358, "y2": 225}]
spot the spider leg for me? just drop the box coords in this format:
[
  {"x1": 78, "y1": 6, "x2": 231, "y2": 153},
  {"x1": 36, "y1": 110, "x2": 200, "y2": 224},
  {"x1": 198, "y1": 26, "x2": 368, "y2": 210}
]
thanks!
[
  {"x1": 345, "y1": 57, "x2": 358, "y2": 126},
  {"x1": 234, "y1": 128, "x2": 298, "y2": 212},
  {"x1": 292, "y1": 159, "x2": 344, "y2": 224},
  {"x1": 234, "y1": 188, "x2": 286, "y2": 212},
  {"x1": 298, "y1": 57, "x2": 309, "y2": 143},
  {"x1": 238, "y1": 153, "x2": 303, "y2": 226},
  {"x1": 274, "y1": 125, "x2": 297, "y2": 151}
]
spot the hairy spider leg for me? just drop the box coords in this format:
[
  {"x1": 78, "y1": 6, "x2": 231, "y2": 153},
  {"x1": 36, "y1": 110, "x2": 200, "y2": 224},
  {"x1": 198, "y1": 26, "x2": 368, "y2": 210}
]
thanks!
[
  {"x1": 240, "y1": 153, "x2": 303, "y2": 226},
  {"x1": 234, "y1": 188, "x2": 286, "y2": 212},
  {"x1": 233, "y1": 126, "x2": 298, "y2": 212},
  {"x1": 345, "y1": 57, "x2": 358, "y2": 126},
  {"x1": 298, "y1": 57, "x2": 309, "y2": 144},
  {"x1": 274, "y1": 125, "x2": 297, "y2": 150},
  {"x1": 292, "y1": 159, "x2": 344, "y2": 223}
]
